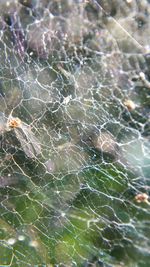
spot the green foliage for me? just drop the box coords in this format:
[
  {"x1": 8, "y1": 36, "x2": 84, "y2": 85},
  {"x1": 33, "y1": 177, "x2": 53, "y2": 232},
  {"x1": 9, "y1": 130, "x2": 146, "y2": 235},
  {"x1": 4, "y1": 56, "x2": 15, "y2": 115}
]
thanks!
[{"x1": 0, "y1": 1, "x2": 150, "y2": 267}]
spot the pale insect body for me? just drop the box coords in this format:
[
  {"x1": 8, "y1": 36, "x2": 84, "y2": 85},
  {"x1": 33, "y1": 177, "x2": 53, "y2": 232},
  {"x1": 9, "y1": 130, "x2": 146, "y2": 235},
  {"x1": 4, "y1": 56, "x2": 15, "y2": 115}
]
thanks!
[{"x1": 7, "y1": 117, "x2": 41, "y2": 158}]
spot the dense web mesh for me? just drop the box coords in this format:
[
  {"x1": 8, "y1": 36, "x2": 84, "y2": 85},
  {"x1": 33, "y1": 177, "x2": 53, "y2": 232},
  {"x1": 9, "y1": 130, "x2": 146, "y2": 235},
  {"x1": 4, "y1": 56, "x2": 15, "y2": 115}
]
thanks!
[{"x1": 0, "y1": 0, "x2": 150, "y2": 266}]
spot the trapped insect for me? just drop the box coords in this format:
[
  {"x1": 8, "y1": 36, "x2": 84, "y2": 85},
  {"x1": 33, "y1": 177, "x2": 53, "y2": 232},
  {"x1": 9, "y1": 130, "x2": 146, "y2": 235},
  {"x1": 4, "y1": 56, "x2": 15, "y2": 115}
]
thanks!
[{"x1": 6, "y1": 116, "x2": 41, "y2": 158}]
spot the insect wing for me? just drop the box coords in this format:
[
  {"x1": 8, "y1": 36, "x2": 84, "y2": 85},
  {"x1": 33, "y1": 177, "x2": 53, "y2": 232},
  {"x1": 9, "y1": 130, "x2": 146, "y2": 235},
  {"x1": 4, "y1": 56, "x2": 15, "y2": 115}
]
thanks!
[{"x1": 14, "y1": 124, "x2": 41, "y2": 158}]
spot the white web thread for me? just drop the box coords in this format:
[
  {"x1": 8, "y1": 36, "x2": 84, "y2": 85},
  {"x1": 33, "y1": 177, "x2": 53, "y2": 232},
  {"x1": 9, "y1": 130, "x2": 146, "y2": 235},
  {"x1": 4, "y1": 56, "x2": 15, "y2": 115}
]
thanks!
[{"x1": 0, "y1": 1, "x2": 150, "y2": 267}]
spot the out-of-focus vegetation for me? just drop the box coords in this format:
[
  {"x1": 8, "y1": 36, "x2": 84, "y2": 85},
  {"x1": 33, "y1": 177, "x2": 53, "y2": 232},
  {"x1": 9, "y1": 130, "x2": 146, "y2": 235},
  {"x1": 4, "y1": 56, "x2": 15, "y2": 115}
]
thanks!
[{"x1": 0, "y1": 0, "x2": 150, "y2": 266}]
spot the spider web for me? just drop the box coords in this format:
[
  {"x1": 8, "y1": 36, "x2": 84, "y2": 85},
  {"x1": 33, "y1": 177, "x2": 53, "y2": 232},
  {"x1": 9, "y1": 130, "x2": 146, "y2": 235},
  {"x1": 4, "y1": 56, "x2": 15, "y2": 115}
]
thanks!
[{"x1": 0, "y1": 0, "x2": 150, "y2": 266}]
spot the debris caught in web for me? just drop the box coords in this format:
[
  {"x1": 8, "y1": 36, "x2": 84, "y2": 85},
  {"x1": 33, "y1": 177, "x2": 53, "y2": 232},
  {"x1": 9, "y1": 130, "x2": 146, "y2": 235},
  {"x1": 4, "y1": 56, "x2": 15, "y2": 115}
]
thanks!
[{"x1": 5, "y1": 116, "x2": 41, "y2": 158}]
